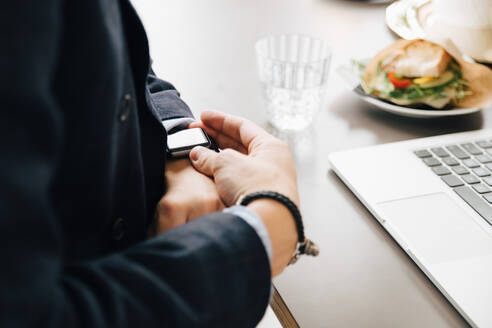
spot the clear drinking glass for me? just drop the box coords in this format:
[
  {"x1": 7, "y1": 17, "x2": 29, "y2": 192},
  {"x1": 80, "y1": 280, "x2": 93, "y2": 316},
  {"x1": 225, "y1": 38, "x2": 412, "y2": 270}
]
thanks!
[{"x1": 255, "y1": 34, "x2": 332, "y2": 130}]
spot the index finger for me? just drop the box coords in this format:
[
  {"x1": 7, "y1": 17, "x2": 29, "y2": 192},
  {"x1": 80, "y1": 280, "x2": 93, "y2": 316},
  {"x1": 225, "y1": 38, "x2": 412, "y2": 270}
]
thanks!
[
  {"x1": 189, "y1": 122, "x2": 248, "y2": 154},
  {"x1": 199, "y1": 110, "x2": 271, "y2": 152}
]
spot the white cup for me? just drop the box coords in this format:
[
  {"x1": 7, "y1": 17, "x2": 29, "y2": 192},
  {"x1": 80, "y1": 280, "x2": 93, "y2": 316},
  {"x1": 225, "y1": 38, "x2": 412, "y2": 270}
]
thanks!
[{"x1": 428, "y1": 0, "x2": 492, "y2": 62}]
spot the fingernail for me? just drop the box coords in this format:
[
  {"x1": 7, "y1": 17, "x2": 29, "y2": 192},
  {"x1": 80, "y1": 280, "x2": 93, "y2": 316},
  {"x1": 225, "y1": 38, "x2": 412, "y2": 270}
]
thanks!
[{"x1": 190, "y1": 146, "x2": 204, "y2": 162}]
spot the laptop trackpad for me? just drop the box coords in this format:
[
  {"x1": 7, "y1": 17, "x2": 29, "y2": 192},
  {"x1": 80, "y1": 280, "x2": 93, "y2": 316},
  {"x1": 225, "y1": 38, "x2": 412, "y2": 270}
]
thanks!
[{"x1": 378, "y1": 193, "x2": 492, "y2": 264}]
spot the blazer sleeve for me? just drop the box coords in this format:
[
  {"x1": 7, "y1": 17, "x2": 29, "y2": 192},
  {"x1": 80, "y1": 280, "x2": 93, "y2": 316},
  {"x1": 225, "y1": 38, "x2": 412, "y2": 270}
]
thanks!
[
  {"x1": 146, "y1": 70, "x2": 194, "y2": 121},
  {"x1": 0, "y1": 2, "x2": 271, "y2": 327}
]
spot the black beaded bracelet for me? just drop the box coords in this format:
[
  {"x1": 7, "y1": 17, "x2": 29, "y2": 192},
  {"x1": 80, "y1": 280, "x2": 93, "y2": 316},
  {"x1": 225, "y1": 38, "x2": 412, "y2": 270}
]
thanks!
[{"x1": 237, "y1": 191, "x2": 319, "y2": 264}]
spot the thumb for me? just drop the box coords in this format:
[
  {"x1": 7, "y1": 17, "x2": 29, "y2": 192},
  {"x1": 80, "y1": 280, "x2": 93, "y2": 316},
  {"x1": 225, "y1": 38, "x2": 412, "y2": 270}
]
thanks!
[{"x1": 189, "y1": 146, "x2": 218, "y2": 177}]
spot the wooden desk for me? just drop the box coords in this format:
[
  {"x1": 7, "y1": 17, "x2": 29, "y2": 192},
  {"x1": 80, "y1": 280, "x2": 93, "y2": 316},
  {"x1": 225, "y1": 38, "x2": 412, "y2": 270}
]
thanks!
[{"x1": 133, "y1": 0, "x2": 485, "y2": 326}]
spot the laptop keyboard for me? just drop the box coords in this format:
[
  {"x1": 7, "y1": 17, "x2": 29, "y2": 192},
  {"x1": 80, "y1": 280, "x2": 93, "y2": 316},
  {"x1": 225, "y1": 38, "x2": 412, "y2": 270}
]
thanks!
[{"x1": 415, "y1": 140, "x2": 492, "y2": 226}]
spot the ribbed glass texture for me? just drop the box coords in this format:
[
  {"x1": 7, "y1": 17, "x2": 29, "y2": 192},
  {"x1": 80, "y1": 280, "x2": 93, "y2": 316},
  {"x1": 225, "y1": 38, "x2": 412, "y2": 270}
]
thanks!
[{"x1": 255, "y1": 35, "x2": 332, "y2": 130}]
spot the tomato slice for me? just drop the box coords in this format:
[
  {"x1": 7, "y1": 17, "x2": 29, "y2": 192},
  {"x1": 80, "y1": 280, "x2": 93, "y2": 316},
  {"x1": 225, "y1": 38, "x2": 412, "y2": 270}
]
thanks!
[{"x1": 388, "y1": 71, "x2": 411, "y2": 88}]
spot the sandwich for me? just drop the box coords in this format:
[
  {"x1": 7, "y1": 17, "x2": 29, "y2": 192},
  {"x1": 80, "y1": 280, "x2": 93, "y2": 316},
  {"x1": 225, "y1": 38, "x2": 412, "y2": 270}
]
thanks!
[{"x1": 361, "y1": 39, "x2": 492, "y2": 109}]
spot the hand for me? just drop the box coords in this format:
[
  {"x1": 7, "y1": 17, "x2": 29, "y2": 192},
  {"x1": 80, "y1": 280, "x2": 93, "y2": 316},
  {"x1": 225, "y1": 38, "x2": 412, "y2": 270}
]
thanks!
[
  {"x1": 189, "y1": 112, "x2": 299, "y2": 207},
  {"x1": 189, "y1": 111, "x2": 299, "y2": 276},
  {"x1": 152, "y1": 158, "x2": 225, "y2": 235}
]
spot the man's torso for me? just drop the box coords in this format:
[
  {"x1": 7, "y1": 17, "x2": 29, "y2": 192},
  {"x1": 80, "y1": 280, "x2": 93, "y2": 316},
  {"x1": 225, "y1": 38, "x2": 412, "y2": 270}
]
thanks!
[{"x1": 49, "y1": 0, "x2": 165, "y2": 260}]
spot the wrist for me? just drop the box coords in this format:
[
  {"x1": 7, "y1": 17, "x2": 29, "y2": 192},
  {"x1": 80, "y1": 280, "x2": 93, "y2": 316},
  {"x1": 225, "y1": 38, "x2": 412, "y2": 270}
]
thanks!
[
  {"x1": 246, "y1": 199, "x2": 297, "y2": 276},
  {"x1": 166, "y1": 158, "x2": 192, "y2": 175}
]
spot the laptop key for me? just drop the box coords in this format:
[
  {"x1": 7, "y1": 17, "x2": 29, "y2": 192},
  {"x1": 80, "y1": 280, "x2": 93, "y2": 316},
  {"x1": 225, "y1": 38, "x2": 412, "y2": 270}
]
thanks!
[
  {"x1": 473, "y1": 167, "x2": 491, "y2": 177},
  {"x1": 483, "y1": 177, "x2": 492, "y2": 186},
  {"x1": 476, "y1": 140, "x2": 492, "y2": 148},
  {"x1": 423, "y1": 157, "x2": 440, "y2": 167},
  {"x1": 461, "y1": 143, "x2": 482, "y2": 155},
  {"x1": 446, "y1": 145, "x2": 469, "y2": 159},
  {"x1": 485, "y1": 163, "x2": 492, "y2": 172},
  {"x1": 430, "y1": 147, "x2": 449, "y2": 157},
  {"x1": 463, "y1": 159, "x2": 480, "y2": 168},
  {"x1": 462, "y1": 174, "x2": 480, "y2": 184},
  {"x1": 452, "y1": 166, "x2": 469, "y2": 175},
  {"x1": 441, "y1": 175, "x2": 464, "y2": 187},
  {"x1": 475, "y1": 154, "x2": 492, "y2": 164},
  {"x1": 432, "y1": 166, "x2": 451, "y2": 176},
  {"x1": 454, "y1": 186, "x2": 492, "y2": 225},
  {"x1": 472, "y1": 183, "x2": 491, "y2": 194},
  {"x1": 414, "y1": 149, "x2": 432, "y2": 158},
  {"x1": 484, "y1": 194, "x2": 492, "y2": 204},
  {"x1": 443, "y1": 157, "x2": 459, "y2": 166}
]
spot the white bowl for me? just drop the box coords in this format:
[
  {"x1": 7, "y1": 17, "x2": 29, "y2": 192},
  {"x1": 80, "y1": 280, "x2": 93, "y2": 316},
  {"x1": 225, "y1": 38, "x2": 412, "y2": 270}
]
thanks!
[{"x1": 386, "y1": 0, "x2": 492, "y2": 64}]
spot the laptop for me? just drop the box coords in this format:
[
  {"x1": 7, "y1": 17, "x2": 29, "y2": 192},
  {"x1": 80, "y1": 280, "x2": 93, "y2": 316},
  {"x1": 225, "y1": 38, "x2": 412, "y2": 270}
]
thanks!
[{"x1": 329, "y1": 129, "x2": 492, "y2": 328}]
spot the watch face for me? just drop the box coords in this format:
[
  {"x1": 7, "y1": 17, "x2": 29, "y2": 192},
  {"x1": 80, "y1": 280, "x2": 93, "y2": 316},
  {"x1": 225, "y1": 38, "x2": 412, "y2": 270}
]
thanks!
[{"x1": 167, "y1": 128, "x2": 211, "y2": 154}]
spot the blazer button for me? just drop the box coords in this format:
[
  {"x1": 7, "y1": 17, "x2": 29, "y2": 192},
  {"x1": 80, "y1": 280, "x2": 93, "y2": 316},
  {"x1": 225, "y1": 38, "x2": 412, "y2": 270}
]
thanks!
[
  {"x1": 111, "y1": 218, "x2": 126, "y2": 241},
  {"x1": 120, "y1": 94, "x2": 132, "y2": 122}
]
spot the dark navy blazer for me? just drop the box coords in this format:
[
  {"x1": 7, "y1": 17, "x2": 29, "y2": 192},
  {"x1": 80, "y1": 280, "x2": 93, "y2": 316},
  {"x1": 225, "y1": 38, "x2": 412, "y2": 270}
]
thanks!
[{"x1": 0, "y1": 1, "x2": 270, "y2": 327}]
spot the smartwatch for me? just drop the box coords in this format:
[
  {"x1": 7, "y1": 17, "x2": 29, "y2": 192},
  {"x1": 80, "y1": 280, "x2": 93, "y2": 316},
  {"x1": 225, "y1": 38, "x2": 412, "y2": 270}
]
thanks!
[{"x1": 166, "y1": 127, "x2": 213, "y2": 159}]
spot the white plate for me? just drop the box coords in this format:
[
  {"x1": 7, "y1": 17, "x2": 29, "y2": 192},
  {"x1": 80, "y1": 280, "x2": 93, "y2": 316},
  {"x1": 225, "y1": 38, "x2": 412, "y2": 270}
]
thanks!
[
  {"x1": 353, "y1": 92, "x2": 482, "y2": 118},
  {"x1": 336, "y1": 62, "x2": 483, "y2": 119},
  {"x1": 385, "y1": 0, "x2": 428, "y2": 40}
]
